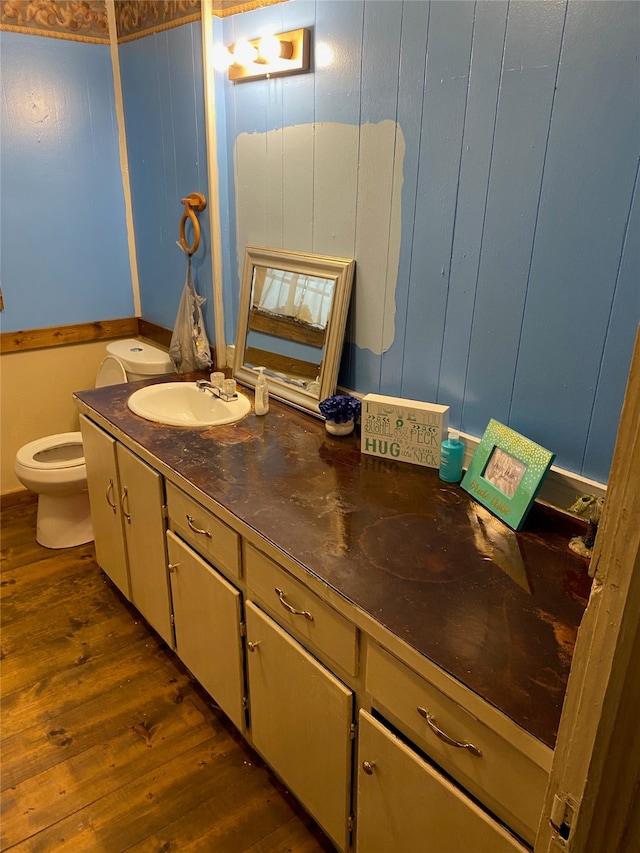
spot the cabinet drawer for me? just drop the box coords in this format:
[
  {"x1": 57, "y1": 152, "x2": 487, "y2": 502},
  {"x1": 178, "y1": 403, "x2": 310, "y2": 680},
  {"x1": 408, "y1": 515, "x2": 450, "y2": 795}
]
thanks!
[
  {"x1": 366, "y1": 643, "x2": 547, "y2": 846},
  {"x1": 357, "y1": 710, "x2": 525, "y2": 853},
  {"x1": 166, "y1": 482, "x2": 240, "y2": 580},
  {"x1": 246, "y1": 544, "x2": 358, "y2": 677}
]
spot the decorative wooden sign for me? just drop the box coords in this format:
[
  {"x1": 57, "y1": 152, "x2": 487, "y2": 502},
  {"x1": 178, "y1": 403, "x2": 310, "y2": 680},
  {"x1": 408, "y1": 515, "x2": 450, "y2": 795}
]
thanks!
[{"x1": 361, "y1": 394, "x2": 449, "y2": 469}]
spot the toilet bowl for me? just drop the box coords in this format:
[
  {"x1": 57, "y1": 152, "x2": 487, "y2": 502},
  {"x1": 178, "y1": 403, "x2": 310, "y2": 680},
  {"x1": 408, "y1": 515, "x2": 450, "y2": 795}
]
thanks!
[
  {"x1": 14, "y1": 339, "x2": 173, "y2": 549},
  {"x1": 15, "y1": 432, "x2": 90, "y2": 549}
]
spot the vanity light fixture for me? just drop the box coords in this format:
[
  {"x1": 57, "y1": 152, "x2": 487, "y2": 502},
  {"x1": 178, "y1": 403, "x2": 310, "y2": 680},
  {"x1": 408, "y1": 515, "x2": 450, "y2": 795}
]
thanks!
[{"x1": 214, "y1": 28, "x2": 310, "y2": 83}]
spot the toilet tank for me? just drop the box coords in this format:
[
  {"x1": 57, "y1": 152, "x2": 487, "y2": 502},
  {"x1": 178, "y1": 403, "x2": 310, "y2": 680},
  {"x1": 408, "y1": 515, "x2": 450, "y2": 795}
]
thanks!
[{"x1": 106, "y1": 339, "x2": 174, "y2": 382}]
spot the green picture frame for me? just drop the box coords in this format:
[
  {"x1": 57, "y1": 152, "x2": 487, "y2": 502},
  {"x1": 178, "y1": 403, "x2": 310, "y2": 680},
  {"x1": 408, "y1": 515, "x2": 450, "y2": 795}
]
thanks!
[{"x1": 461, "y1": 419, "x2": 555, "y2": 531}]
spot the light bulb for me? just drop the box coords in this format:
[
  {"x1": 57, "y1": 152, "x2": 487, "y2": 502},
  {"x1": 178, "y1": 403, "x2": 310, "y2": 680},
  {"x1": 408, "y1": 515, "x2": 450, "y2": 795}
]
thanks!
[
  {"x1": 258, "y1": 34, "x2": 282, "y2": 63},
  {"x1": 233, "y1": 38, "x2": 258, "y2": 66},
  {"x1": 212, "y1": 43, "x2": 233, "y2": 71}
]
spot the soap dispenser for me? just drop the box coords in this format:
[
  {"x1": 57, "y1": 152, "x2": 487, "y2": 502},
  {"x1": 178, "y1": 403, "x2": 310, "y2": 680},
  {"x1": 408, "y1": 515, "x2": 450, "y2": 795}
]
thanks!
[
  {"x1": 439, "y1": 430, "x2": 465, "y2": 483},
  {"x1": 255, "y1": 367, "x2": 269, "y2": 416}
]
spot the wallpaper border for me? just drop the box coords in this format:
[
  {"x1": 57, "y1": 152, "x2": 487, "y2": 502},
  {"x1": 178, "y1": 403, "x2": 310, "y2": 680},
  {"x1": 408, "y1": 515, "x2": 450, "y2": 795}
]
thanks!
[
  {"x1": 0, "y1": 1, "x2": 109, "y2": 44},
  {"x1": 0, "y1": 1, "x2": 205, "y2": 44},
  {"x1": 115, "y1": 1, "x2": 200, "y2": 44}
]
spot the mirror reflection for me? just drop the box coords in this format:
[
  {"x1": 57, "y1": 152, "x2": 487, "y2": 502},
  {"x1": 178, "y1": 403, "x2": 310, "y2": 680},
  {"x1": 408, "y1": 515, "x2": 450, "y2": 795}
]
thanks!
[
  {"x1": 252, "y1": 267, "x2": 334, "y2": 338},
  {"x1": 245, "y1": 267, "x2": 335, "y2": 393},
  {"x1": 234, "y1": 247, "x2": 355, "y2": 416}
]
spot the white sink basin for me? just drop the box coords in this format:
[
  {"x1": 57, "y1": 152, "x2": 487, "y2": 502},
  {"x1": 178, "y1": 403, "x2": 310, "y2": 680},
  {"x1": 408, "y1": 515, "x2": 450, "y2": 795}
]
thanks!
[{"x1": 128, "y1": 382, "x2": 251, "y2": 427}]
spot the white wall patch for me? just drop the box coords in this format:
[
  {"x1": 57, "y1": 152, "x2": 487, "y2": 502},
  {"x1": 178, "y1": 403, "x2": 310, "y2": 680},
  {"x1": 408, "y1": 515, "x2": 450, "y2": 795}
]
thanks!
[{"x1": 234, "y1": 121, "x2": 404, "y2": 356}]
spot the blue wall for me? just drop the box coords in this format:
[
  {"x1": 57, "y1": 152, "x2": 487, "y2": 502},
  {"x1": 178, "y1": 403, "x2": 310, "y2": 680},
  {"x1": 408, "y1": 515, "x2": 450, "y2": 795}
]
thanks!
[
  {"x1": 119, "y1": 21, "x2": 214, "y2": 343},
  {"x1": 1, "y1": 2, "x2": 638, "y2": 486},
  {"x1": 0, "y1": 32, "x2": 133, "y2": 329},
  {"x1": 217, "y1": 0, "x2": 639, "y2": 483}
]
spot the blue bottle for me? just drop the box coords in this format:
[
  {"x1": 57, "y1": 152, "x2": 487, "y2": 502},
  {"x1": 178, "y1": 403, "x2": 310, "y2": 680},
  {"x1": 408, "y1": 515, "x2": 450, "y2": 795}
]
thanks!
[{"x1": 439, "y1": 430, "x2": 465, "y2": 483}]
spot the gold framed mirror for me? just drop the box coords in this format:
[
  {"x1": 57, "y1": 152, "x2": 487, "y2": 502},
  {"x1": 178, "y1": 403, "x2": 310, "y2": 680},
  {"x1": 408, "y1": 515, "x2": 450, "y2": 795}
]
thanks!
[{"x1": 233, "y1": 246, "x2": 355, "y2": 416}]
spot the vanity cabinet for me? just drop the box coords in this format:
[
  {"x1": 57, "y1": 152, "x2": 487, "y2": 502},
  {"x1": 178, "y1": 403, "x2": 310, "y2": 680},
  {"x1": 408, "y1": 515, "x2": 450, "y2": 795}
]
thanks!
[
  {"x1": 75, "y1": 393, "x2": 568, "y2": 853},
  {"x1": 79, "y1": 415, "x2": 173, "y2": 647},
  {"x1": 356, "y1": 710, "x2": 523, "y2": 853},
  {"x1": 166, "y1": 530, "x2": 246, "y2": 732},
  {"x1": 245, "y1": 601, "x2": 354, "y2": 852}
]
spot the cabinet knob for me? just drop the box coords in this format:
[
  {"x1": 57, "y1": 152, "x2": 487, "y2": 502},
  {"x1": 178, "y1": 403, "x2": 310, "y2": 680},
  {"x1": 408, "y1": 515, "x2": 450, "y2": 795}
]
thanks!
[
  {"x1": 361, "y1": 760, "x2": 375, "y2": 776},
  {"x1": 247, "y1": 641, "x2": 260, "y2": 653}
]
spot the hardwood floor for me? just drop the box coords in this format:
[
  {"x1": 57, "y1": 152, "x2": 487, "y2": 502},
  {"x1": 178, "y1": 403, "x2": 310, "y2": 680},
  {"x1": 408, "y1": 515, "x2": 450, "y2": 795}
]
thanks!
[{"x1": 0, "y1": 497, "x2": 335, "y2": 852}]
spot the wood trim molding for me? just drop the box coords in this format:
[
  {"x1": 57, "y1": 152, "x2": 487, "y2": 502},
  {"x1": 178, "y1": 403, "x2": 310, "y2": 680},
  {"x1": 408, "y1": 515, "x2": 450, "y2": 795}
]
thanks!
[
  {"x1": 0, "y1": 318, "x2": 139, "y2": 354},
  {"x1": 0, "y1": 317, "x2": 218, "y2": 365},
  {"x1": 535, "y1": 326, "x2": 640, "y2": 852},
  {"x1": 137, "y1": 319, "x2": 172, "y2": 350},
  {"x1": 245, "y1": 345, "x2": 319, "y2": 381},
  {"x1": 138, "y1": 319, "x2": 217, "y2": 367},
  {"x1": 250, "y1": 307, "x2": 325, "y2": 348},
  {"x1": 212, "y1": 0, "x2": 287, "y2": 18},
  {"x1": 201, "y1": 1, "x2": 227, "y2": 365}
]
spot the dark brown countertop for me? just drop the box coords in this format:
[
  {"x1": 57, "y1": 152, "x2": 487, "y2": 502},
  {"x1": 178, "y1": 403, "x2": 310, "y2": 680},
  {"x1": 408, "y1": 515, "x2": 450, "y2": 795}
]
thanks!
[{"x1": 75, "y1": 375, "x2": 592, "y2": 749}]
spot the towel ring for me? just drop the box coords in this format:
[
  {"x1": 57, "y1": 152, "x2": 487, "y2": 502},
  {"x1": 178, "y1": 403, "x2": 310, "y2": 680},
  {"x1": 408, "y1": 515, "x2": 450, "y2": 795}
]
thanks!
[{"x1": 179, "y1": 192, "x2": 207, "y2": 256}]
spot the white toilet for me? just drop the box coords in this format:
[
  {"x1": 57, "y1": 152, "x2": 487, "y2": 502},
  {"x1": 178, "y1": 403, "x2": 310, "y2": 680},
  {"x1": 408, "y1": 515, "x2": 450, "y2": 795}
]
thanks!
[{"x1": 14, "y1": 339, "x2": 174, "y2": 549}]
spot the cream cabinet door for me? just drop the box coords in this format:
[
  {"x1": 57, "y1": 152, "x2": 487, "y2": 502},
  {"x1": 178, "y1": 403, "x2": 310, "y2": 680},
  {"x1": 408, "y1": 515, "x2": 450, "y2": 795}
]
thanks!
[
  {"x1": 116, "y1": 444, "x2": 173, "y2": 647},
  {"x1": 245, "y1": 601, "x2": 353, "y2": 852},
  {"x1": 80, "y1": 415, "x2": 130, "y2": 599},
  {"x1": 167, "y1": 531, "x2": 245, "y2": 732},
  {"x1": 356, "y1": 710, "x2": 525, "y2": 853}
]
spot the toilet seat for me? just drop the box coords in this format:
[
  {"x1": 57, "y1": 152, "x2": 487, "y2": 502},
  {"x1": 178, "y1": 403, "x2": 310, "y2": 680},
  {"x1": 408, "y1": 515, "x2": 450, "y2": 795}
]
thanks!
[
  {"x1": 16, "y1": 432, "x2": 84, "y2": 470},
  {"x1": 95, "y1": 355, "x2": 128, "y2": 388}
]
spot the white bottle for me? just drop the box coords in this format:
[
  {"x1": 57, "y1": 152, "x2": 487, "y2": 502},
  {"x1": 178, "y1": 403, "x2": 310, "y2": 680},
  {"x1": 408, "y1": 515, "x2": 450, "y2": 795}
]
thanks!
[{"x1": 255, "y1": 367, "x2": 269, "y2": 415}]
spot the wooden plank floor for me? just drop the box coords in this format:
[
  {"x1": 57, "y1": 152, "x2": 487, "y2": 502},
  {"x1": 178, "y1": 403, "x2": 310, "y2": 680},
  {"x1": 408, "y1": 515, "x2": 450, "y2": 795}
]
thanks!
[{"x1": 0, "y1": 498, "x2": 336, "y2": 853}]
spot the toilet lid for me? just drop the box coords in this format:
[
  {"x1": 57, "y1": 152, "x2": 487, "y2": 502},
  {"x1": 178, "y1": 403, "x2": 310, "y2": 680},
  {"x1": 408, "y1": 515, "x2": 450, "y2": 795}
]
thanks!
[
  {"x1": 95, "y1": 355, "x2": 128, "y2": 388},
  {"x1": 106, "y1": 339, "x2": 173, "y2": 375},
  {"x1": 16, "y1": 432, "x2": 84, "y2": 469}
]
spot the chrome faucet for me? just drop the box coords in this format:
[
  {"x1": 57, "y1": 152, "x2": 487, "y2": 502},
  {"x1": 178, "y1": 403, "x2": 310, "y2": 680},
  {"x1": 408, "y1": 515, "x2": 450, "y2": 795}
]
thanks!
[{"x1": 196, "y1": 379, "x2": 237, "y2": 401}]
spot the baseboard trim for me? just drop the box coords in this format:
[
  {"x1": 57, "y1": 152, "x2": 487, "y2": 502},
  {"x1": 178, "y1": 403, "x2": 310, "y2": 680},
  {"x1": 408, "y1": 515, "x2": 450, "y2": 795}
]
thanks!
[{"x1": 1, "y1": 489, "x2": 37, "y2": 510}]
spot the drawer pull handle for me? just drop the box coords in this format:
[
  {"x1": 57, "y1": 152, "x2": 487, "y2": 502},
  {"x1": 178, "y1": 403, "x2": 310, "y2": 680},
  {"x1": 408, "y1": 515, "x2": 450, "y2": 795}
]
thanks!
[
  {"x1": 106, "y1": 479, "x2": 117, "y2": 512},
  {"x1": 361, "y1": 760, "x2": 376, "y2": 776},
  {"x1": 275, "y1": 588, "x2": 314, "y2": 621},
  {"x1": 186, "y1": 515, "x2": 211, "y2": 538},
  {"x1": 121, "y1": 487, "x2": 132, "y2": 523},
  {"x1": 247, "y1": 641, "x2": 260, "y2": 652},
  {"x1": 417, "y1": 707, "x2": 482, "y2": 757}
]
